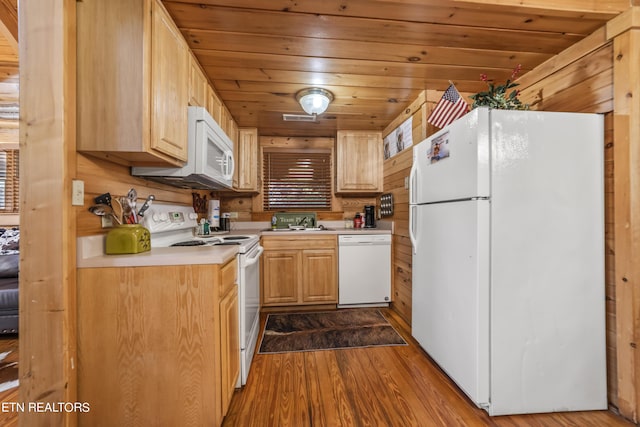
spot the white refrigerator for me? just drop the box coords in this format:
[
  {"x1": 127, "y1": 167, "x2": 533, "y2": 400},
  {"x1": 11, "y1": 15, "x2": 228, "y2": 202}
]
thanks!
[{"x1": 409, "y1": 107, "x2": 607, "y2": 416}]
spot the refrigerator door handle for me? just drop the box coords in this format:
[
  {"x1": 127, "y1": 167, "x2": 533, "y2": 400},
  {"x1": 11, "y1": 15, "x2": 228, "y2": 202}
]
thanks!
[
  {"x1": 409, "y1": 159, "x2": 418, "y2": 205},
  {"x1": 409, "y1": 205, "x2": 418, "y2": 254}
]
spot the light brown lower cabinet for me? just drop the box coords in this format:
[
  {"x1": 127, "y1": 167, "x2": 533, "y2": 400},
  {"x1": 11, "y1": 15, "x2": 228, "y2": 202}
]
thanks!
[
  {"x1": 77, "y1": 258, "x2": 238, "y2": 426},
  {"x1": 219, "y1": 260, "x2": 240, "y2": 416},
  {"x1": 261, "y1": 235, "x2": 337, "y2": 306}
]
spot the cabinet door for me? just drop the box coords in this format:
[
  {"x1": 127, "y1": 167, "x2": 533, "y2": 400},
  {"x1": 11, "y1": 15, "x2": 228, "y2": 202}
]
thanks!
[
  {"x1": 151, "y1": 0, "x2": 189, "y2": 162},
  {"x1": 228, "y1": 117, "x2": 238, "y2": 146},
  {"x1": 302, "y1": 249, "x2": 337, "y2": 303},
  {"x1": 77, "y1": 265, "x2": 218, "y2": 426},
  {"x1": 220, "y1": 284, "x2": 240, "y2": 415},
  {"x1": 188, "y1": 54, "x2": 207, "y2": 107},
  {"x1": 207, "y1": 86, "x2": 223, "y2": 124},
  {"x1": 219, "y1": 106, "x2": 231, "y2": 136},
  {"x1": 234, "y1": 128, "x2": 259, "y2": 191},
  {"x1": 336, "y1": 131, "x2": 383, "y2": 192},
  {"x1": 262, "y1": 250, "x2": 300, "y2": 305}
]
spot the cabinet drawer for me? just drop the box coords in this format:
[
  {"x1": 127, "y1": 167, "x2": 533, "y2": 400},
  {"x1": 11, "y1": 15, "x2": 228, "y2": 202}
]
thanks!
[
  {"x1": 220, "y1": 257, "x2": 237, "y2": 295},
  {"x1": 262, "y1": 235, "x2": 336, "y2": 250}
]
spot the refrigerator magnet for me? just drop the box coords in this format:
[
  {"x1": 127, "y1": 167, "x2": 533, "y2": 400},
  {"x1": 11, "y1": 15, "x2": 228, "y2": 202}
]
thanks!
[{"x1": 429, "y1": 132, "x2": 450, "y2": 164}]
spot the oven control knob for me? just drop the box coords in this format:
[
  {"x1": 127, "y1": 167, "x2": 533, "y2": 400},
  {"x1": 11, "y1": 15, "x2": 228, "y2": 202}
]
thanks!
[
  {"x1": 152, "y1": 213, "x2": 160, "y2": 222},
  {"x1": 159, "y1": 213, "x2": 169, "y2": 221},
  {"x1": 188, "y1": 213, "x2": 198, "y2": 220}
]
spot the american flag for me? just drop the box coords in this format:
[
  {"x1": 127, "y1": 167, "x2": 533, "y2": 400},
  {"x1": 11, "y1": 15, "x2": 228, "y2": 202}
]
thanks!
[{"x1": 427, "y1": 84, "x2": 469, "y2": 129}]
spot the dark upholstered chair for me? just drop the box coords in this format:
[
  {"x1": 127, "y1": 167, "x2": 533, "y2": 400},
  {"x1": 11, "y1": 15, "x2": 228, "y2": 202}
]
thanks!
[{"x1": 0, "y1": 228, "x2": 19, "y2": 334}]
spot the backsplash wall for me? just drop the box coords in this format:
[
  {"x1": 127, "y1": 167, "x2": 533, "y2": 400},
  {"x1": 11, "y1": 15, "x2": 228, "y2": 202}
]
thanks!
[{"x1": 76, "y1": 153, "x2": 195, "y2": 236}]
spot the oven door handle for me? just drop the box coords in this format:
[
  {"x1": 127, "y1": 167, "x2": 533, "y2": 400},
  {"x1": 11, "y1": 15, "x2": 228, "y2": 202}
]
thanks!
[{"x1": 243, "y1": 246, "x2": 264, "y2": 267}]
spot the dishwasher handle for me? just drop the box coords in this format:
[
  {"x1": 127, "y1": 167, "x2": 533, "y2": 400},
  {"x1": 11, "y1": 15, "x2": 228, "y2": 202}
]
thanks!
[
  {"x1": 339, "y1": 241, "x2": 390, "y2": 246},
  {"x1": 338, "y1": 235, "x2": 391, "y2": 246}
]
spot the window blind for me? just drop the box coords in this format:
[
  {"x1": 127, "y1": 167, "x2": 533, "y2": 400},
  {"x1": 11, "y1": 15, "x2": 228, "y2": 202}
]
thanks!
[
  {"x1": 262, "y1": 149, "x2": 332, "y2": 210},
  {"x1": 0, "y1": 150, "x2": 19, "y2": 213}
]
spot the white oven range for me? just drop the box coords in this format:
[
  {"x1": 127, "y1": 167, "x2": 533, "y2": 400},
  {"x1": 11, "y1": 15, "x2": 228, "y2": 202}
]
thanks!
[{"x1": 142, "y1": 203, "x2": 262, "y2": 387}]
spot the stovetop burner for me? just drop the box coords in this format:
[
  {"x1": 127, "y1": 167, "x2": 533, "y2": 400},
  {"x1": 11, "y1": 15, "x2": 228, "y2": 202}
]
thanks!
[
  {"x1": 142, "y1": 203, "x2": 260, "y2": 253},
  {"x1": 171, "y1": 240, "x2": 207, "y2": 247}
]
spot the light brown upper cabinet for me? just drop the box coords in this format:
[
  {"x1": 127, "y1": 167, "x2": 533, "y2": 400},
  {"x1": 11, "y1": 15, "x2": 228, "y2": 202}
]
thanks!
[
  {"x1": 207, "y1": 86, "x2": 224, "y2": 126},
  {"x1": 188, "y1": 53, "x2": 208, "y2": 108},
  {"x1": 233, "y1": 128, "x2": 259, "y2": 192},
  {"x1": 336, "y1": 131, "x2": 383, "y2": 193},
  {"x1": 200, "y1": 64, "x2": 238, "y2": 148},
  {"x1": 77, "y1": 0, "x2": 189, "y2": 167}
]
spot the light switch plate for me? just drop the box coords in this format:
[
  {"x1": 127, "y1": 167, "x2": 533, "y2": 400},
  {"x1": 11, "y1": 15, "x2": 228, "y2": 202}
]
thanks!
[{"x1": 72, "y1": 180, "x2": 84, "y2": 206}]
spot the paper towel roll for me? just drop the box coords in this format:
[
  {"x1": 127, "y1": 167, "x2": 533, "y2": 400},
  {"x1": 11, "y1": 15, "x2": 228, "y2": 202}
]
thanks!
[{"x1": 208, "y1": 199, "x2": 220, "y2": 228}]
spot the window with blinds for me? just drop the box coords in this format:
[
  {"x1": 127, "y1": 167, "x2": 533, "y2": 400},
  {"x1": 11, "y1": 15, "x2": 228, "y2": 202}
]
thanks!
[
  {"x1": 0, "y1": 150, "x2": 19, "y2": 213},
  {"x1": 262, "y1": 149, "x2": 332, "y2": 210}
]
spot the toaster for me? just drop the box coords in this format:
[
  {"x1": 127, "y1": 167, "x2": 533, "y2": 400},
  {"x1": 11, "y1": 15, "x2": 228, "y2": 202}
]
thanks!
[{"x1": 105, "y1": 224, "x2": 151, "y2": 255}]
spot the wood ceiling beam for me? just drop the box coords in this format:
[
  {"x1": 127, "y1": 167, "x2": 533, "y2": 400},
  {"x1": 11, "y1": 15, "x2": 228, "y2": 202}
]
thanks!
[
  {"x1": 166, "y1": 0, "x2": 622, "y2": 21},
  {"x1": 448, "y1": 0, "x2": 629, "y2": 15}
]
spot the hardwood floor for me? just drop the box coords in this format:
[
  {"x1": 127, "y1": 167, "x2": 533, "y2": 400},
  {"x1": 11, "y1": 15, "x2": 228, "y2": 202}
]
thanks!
[
  {"x1": 0, "y1": 335, "x2": 18, "y2": 427},
  {"x1": 224, "y1": 309, "x2": 633, "y2": 427},
  {"x1": 0, "y1": 312, "x2": 633, "y2": 427}
]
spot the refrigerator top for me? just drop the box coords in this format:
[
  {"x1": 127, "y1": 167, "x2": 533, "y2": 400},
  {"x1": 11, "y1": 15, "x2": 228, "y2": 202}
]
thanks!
[
  {"x1": 410, "y1": 108, "x2": 603, "y2": 206},
  {"x1": 410, "y1": 108, "x2": 490, "y2": 205}
]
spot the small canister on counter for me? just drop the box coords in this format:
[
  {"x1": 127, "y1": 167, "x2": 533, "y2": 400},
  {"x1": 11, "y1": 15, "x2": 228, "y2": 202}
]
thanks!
[{"x1": 353, "y1": 213, "x2": 362, "y2": 229}]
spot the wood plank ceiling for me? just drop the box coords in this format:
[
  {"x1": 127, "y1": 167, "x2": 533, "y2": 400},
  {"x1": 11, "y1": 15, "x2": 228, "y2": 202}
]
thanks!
[{"x1": 163, "y1": 0, "x2": 628, "y2": 137}]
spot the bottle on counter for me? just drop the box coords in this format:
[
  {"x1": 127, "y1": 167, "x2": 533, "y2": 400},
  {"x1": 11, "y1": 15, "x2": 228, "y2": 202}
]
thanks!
[
  {"x1": 199, "y1": 218, "x2": 210, "y2": 235},
  {"x1": 271, "y1": 214, "x2": 278, "y2": 230},
  {"x1": 354, "y1": 213, "x2": 362, "y2": 229}
]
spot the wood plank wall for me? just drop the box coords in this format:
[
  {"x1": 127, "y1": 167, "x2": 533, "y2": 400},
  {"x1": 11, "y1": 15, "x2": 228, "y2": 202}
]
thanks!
[
  {"x1": 76, "y1": 153, "x2": 196, "y2": 236},
  {"x1": 381, "y1": 30, "x2": 619, "y2": 408},
  {"x1": 381, "y1": 91, "x2": 425, "y2": 325}
]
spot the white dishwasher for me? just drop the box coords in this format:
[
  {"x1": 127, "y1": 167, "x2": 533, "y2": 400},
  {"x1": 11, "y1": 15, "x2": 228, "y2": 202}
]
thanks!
[{"x1": 338, "y1": 234, "x2": 392, "y2": 307}]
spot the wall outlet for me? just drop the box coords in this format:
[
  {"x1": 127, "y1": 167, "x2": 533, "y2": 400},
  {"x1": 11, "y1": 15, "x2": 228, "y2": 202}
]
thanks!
[
  {"x1": 404, "y1": 176, "x2": 409, "y2": 189},
  {"x1": 101, "y1": 216, "x2": 113, "y2": 228},
  {"x1": 72, "y1": 180, "x2": 84, "y2": 206},
  {"x1": 227, "y1": 212, "x2": 239, "y2": 219}
]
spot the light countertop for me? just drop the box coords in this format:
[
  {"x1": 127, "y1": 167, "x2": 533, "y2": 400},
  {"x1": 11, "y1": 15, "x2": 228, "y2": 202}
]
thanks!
[
  {"x1": 77, "y1": 234, "x2": 238, "y2": 268},
  {"x1": 77, "y1": 220, "x2": 393, "y2": 268},
  {"x1": 231, "y1": 219, "x2": 394, "y2": 236}
]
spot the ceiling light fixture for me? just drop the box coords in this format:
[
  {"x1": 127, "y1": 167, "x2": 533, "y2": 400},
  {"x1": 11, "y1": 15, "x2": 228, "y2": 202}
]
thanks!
[{"x1": 295, "y1": 88, "x2": 334, "y2": 115}]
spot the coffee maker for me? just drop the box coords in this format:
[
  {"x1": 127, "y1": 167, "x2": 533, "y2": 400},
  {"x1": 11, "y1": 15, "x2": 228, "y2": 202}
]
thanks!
[{"x1": 364, "y1": 205, "x2": 376, "y2": 228}]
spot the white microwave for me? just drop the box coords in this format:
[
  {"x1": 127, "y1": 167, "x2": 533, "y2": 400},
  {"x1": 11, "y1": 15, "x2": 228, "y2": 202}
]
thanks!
[{"x1": 132, "y1": 106, "x2": 235, "y2": 190}]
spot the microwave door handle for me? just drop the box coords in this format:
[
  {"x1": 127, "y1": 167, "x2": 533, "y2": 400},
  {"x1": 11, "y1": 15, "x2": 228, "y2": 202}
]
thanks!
[{"x1": 223, "y1": 151, "x2": 234, "y2": 180}]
